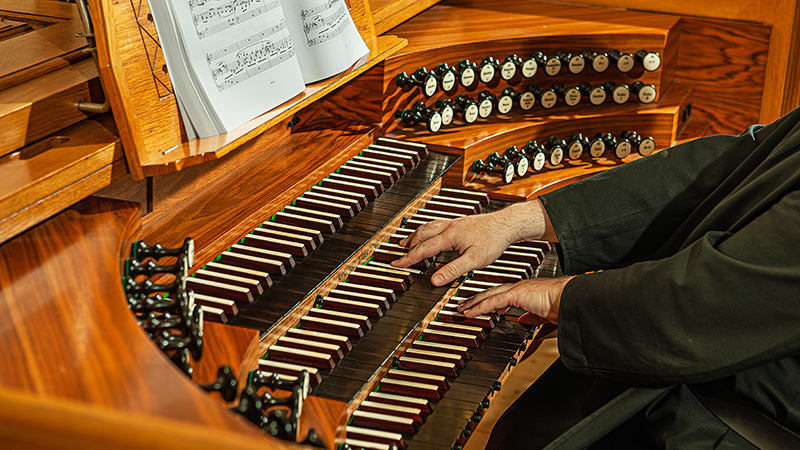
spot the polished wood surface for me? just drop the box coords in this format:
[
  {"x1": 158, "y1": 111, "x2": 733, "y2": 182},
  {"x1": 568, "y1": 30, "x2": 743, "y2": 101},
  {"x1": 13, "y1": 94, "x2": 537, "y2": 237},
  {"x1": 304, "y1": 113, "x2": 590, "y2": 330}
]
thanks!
[
  {"x1": 564, "y1": 0, "x2": 800, "y2": 124},
  {"x1": 0, "y1": 197, "x2": 279, "y2": 442},
  {"x1": 88, "y1": 0, "x2": 406, "y2": 179}
]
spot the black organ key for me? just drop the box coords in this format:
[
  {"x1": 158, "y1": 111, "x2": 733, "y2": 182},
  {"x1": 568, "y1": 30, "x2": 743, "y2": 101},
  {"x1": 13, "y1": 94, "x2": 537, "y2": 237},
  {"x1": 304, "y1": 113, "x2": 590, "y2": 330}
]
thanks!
[
  {"x1": 293, "y1": 196, "x2": 355, "y2": 218},
  {"x1": 354, "y1": 265, "x2": 414, "y2": 285},
  {"x1": 302, "y1": 190, "x2": 364, "y2": 214},
  {"x1": 321, "y1": 296, "x2": 384, "y2": 318},
  {"x1": 483, "y1": 263, "x2": 530, "y2": 279},
  {"x1": 404, "y1": 348, "x2": 466, "y2": 368},
  {"x1": 351, "y1": 410, "x2": 419, "y2": 434},
  {"x1": 328, "y1": 289, "x2": 390, "y2": 310},
  {"x1": 283, "y1": 205, "x2": 344, "y2": 229},
  {"x1": 308, "y1": 308, "x2": 372, "y2": 330},
  {"x1": 491, "y1": 259, "x2": 534, "y2": 277},
  {"x1": 359, "y1": 400, "x2": 426, "y2": 423},
  {"x1": 422, "y1": 328, "x2": 480, "y2": 348},
  {"x1": 375, "y1": 137, "x2": 428, "y2": 157},
  {"x1": 277, "y1": 335, "x2": 344, "y2": 360},
  {"x1": 193, "y1": 293, "x2": 238, "y2": 316},
  {"x1": 336, "y1": 282, "x2": 397, "y2": 302},
  {"x1": 471, "y1": 268, "x2": 522, "y2": 283},
  {"x1": 319, "y1": 177, "x2": 378, "y2": 199},
  {"x1": 387, "y1": 369, "x2": 449, "y2": 391},
  {"x1": 186, "y1": 276, "x2": 253, "y2": 303},
  {"x1": 437, "y1": 310, "x2": 496, "y2": 329},
  {"x1": 286, "y1": 327, "x2": 352, "y2": 351},
  {"x1": 258, "y1": 359, "x2": 322, "y2": 384},
  {"x1": 501, "y1": 248, "x2": 542, "y2": 264},
  {"x1": 328, "y1": 172, "x2": 385, "y2": 194},
  {"x1": 350, "y1": 155, "x2": 406, "y2": 177},
  {"x1": 428, "y1": 321, "x2": 487, "y2": 340},
  {"x1": 346, "y1": 426, "x2": 406, "y2": 449},
  {"x1": 348, "y1": 271, "x2": 408, "y2": 291},
  {"x1": 339, "y1": 164, "x2": 395, "y2": 186},
  {"x1": 368, "y1": 391, "x2": 433, "y2": 414},
  {"x1": 412, "y1": 340, "x2": 471, "y2": 360},
  {"x1": 380, "y1": 378, "x2": 444, "y2": 400},
  {"x1": 274, "y1": 211, "x2": 337, "y2": 233},
  {"x1": 396, "y1": 355, "x2": 459, "y2": 377},
  {"x1": 404, "y1": 219, "x2": 428, "y2": 230},
  {"x1": 243, "y1": 233, "x2": 309, "y2": 257},
  {"x1": 439, "y1": 188, "x2": 489, "y2": 205},
  {"x1": 361, "y1": 148, "x2": 415, "y2": 168},
  {"x1": 308, "y1": 185, "x2": 368, "y2": 210},
  {"x1": 368, "y1": 144, "x2": 421, "y2": 166},
  {"x1": 260, "y1": 220, "x2": 323, "y2": 245},
  {"x1": 343, "y1": 160, "x2": 399, "y2": 183},
  {"x1": 300, "y1": 315, "x2": 364, "y2": 338},
  {"x1": 193, "y1": 268, "x2": 263, "y2": 295},
  {"x1": 229, "y1": 243, "x2": 294, "y2": 268},
  {"x1": 203, "y1": 261, "x2": 273, "y2": 287},
  {"x1": 267, "y1": 344, "x2": 335, "y2": 369},
  {"x1": 250, "y1": 227, "x2": 316, "y2": 253}
]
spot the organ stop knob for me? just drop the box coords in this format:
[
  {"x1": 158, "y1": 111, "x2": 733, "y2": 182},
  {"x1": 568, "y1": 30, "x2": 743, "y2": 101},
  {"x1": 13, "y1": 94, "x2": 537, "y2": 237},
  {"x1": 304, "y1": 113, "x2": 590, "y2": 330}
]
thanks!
[
  {"x1": 607, "y1": 49, "x2": 635, "y2": 73},
  {"x1": 395, "y1": 67, "x2": 438, "y2": 97},
  {"x1": 631, "y1": 81, "x2": 657, "y2": 104},
  {"x1": 434, "y1": 63, "x2": 458, "y2": 92},
  {"x1": 635, "y1": 49, "x2": 662, "y2": 71},
  {"x1": 455, "y1": 60, "x2": 478, "y2": 88},
  {"x1": 472, "y1": 158, "x2": 514, "y2": 184},
  {"x1": 556, "y1": 51, "x2": 585, "y2": 74},
  {"x1": 582, "y1": 50, "x2": 610, "y2": 73}
]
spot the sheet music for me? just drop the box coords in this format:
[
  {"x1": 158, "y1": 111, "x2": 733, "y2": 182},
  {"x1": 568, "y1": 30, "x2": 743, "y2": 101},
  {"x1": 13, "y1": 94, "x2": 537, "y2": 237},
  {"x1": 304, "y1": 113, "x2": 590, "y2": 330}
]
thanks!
[
  {"x1": 151, "y1": 0, "x2": 305, "y2": 137},
  {"x1": 280, "y1": 0, "x2": 369, "y2": 83}
]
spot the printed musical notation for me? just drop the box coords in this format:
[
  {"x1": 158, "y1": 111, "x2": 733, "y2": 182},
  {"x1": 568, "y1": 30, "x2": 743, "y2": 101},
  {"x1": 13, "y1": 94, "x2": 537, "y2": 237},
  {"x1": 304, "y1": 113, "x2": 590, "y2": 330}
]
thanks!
[
  {"x1": 190, "y1": 0, "x2": 280, "y2": 40},
  {"x1": 207, "y1": 19, "x2": 296, "y2": 91},
  {"x1": 299, "y1": 0, "x2": 348, "y2": 47}
]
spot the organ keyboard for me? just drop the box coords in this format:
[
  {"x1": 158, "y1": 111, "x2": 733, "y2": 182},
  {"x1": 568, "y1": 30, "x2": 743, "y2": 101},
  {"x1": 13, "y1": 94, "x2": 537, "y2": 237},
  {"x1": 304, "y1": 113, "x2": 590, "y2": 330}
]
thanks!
[{"x1": 2, "y1": 0, "x2": 795, "y2": 448}]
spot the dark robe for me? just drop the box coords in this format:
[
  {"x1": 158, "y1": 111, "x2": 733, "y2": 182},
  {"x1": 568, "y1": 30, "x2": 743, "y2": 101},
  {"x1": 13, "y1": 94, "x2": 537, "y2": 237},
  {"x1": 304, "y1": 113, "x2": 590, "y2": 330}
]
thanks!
[{"x1": 487, "y1": 107, "x2": 800, "y2": 449}]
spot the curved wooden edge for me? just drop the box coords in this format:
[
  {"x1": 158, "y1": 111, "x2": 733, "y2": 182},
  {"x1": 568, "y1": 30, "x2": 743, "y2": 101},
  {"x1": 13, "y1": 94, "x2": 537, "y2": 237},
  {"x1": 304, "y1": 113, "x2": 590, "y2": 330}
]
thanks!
[{"x1": 0, "y1": 386, "x2": 305, "y2": 450}]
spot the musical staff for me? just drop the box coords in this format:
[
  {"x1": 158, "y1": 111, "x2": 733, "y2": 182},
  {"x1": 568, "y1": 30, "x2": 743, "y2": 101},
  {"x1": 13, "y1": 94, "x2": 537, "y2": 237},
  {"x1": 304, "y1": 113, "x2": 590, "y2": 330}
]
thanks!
[
  {"x1": 191, "y1": 0, "x2": 280, "y2": 40},
  {"x1": 207, "y1": 19, "x2": 296, "y2": 91},
  {"x1": 299, "y1": 0, "x2": 348, "y2": 47}
]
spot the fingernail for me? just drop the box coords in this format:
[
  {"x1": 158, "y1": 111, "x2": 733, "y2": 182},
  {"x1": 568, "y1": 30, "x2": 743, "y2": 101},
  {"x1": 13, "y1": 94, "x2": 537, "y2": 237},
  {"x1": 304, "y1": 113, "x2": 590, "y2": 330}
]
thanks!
[
  {"x1": 399, "y1": 238, "x2": 408, "y2": 247},
  {"x1": 432, "y1": 274, "x2": 444, "y2": 286}
]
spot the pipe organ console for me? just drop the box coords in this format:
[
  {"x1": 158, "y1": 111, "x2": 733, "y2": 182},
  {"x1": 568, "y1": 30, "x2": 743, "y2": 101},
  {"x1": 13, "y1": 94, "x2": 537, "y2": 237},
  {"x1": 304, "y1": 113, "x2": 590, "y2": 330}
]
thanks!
[{"x1": 1, "y1": 0, "x2": 797, "y2": 448}]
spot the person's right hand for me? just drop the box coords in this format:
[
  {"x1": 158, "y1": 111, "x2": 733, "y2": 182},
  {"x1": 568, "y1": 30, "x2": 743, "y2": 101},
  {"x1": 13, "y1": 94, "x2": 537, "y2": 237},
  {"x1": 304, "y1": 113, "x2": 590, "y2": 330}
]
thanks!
[{"x1": 391, "y1": 200, "x2": 550, "y2": 286}]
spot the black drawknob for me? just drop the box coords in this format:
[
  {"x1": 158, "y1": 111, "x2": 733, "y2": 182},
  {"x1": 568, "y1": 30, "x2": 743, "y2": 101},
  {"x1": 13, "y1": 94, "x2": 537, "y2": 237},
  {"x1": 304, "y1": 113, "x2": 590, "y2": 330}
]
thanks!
[
  {"x1": 497, "y1": 87, "x2": 518, "y2": 115},
  {"x1": 544, "y1": 137, "x2": 566, "y2": 166},
  {"x1": 201, "y1": 365, "x2": 238, "y2": 402},
  {"x1": 395, "y1": 67, "x2": 437, "y2": 97},
  {"x1": 630, "y1": 81, "x2": 657, "y2": 104},
  {"x1": 453, "y1": 94, "x2": 480, "y2": 124},
  {"x1": 413, "y1": 102, "x2": 444, "y2": 132},
  {"x1": 543, "y1": 53, "x2": 562, "y2": 76},
  {"x1": 603, "y1": 81, "x2": 630, "y2": 105},
  {"x1": 566, "y1": 134, "x2": 588, "y2": 160},
  {"x1": 621, "y1": 131, "x2": 656, "y2": 156},
  {"x1": 434, "y1": 63, "x2": 458, "y2": 92},
  {"x1": 472, "y1": 158, "x2": 514, "y2": 184},
  {"x1": 478, "y1": 57, "x2": 501, "y2": 84},
  {"x1": 556, "y1": 51, "x2": 585, "y2": 74},
  {"x1": 578, "y1": 82, "x2": 607, "y2": 106},
  {"x1": 476, "y1": 90, "x2": 496, "y2": 118},
  {"x1": 520, "y1": 53, "x2": 541, "y2": 78},
  {"x1": 607, "y1": 49, "x2": 635, "y2": 73},
  {"x1": 488, "y1": 152, "x2": 525, "y2": 178},
  {"x1": 527, "y1": 85, "x2": 557, "y2": 109},
  {"x1": 503, "y1": 146, "x2": 529, "y2": 177},
  {"x1": 435, "y1": 99, "x2": 455, "y2": 126},
  {"x1": 635, "y1": 49, "x2": 662, "y2": 72},
  {"x1": 131, "y1": 238, "x2": 194, "y2": 267},
  {"x1": 455, "y1": 60, "x2": 478, "y2": 88},
  {"x1": 522, "y1": 140, "x2": 547, "y2": 172},
  {"x1": 553, "y1": 83, "x2": 582, "y2": 107},
  {"x1": 582, "y1": 50, "x2": 610, "y2": 73},
  {"x1": 500, "y1": 54, "x2": 522, "y2": 81},
  {"x1": 589, "y1": 133, "x2": 608, "y2": 158}
]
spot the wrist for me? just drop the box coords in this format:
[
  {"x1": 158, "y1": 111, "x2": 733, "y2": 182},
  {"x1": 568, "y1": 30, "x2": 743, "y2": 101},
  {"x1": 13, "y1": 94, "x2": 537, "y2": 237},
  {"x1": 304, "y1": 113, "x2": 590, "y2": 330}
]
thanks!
[{"x1": 502, "y1": 200, "x2": 547, "y2": 243}]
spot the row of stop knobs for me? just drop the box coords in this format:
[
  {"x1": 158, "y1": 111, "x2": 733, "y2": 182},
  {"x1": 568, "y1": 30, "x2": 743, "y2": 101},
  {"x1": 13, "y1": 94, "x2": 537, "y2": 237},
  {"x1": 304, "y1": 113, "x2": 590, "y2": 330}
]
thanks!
[
  {"x1": 396, "y1": 79, "x2": 656, "y2": 132},
  {"x1": 472, "y1": 132, "x2": 656, "y2": 184},
  {"x1": 395, "y1": 49, "x2": 661, "y2": 97}
]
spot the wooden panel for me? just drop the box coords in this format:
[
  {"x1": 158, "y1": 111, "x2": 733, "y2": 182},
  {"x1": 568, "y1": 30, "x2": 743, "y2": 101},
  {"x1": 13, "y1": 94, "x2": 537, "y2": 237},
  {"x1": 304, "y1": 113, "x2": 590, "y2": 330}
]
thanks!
[
  {"x1": 191, "y1": 322, "x2": 260, "y2": 400},
  {"x1": 97, "y1": 113, "x2": 381, "y2": 273},
  {"x1": 555, "y1": 0, "x2": 800, "y2": 123},
  {"x1": 0, "y1": 197, "x2": 265, "y2": 436},
  {"x1": 370, "y1": 0, "x2": 442, "y2": 35},
  {"x1": 675, "y1": 17, "x2": 769, "y2": 135},
  {"x1": 0, "y1": 118, "x2": 125, "y2": 244},
  {"x1": 89, "y1": 0, "x2": 405, "y2": 179}
]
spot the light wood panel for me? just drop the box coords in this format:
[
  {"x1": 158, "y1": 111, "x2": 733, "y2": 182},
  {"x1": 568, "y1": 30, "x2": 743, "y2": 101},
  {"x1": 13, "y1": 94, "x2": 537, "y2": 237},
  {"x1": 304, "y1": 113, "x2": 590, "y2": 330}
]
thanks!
[{"x1": 563, "y1": 0, "x2": 800, "y2": 123}]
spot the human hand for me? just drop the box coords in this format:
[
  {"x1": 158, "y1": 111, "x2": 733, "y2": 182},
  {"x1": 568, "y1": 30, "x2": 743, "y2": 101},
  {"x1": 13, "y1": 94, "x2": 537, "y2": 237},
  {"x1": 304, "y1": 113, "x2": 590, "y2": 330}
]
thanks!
[
  {"x1": 391, "y1": 200, "x2": 549, "y2": 286},
  {"x1": 457, "y1": 276, "x2": 575, "y2": 326}
]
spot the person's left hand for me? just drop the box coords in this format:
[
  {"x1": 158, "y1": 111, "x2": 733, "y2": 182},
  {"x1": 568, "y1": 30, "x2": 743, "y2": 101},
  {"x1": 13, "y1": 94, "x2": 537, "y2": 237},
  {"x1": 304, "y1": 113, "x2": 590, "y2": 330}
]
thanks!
[{"x1": 457, "y1": 276, "x2": 575, "y2": 326}]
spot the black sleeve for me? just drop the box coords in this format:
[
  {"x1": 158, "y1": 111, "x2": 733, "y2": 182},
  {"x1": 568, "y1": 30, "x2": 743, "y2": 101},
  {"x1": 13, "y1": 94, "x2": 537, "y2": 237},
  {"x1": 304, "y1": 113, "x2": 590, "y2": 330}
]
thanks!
[
  {"x1": 556, "y1": 187, "x2": 800, "y2": 385},
  {"x1": 538, "y1": 120, "x2": 790, "y2": 274}
]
